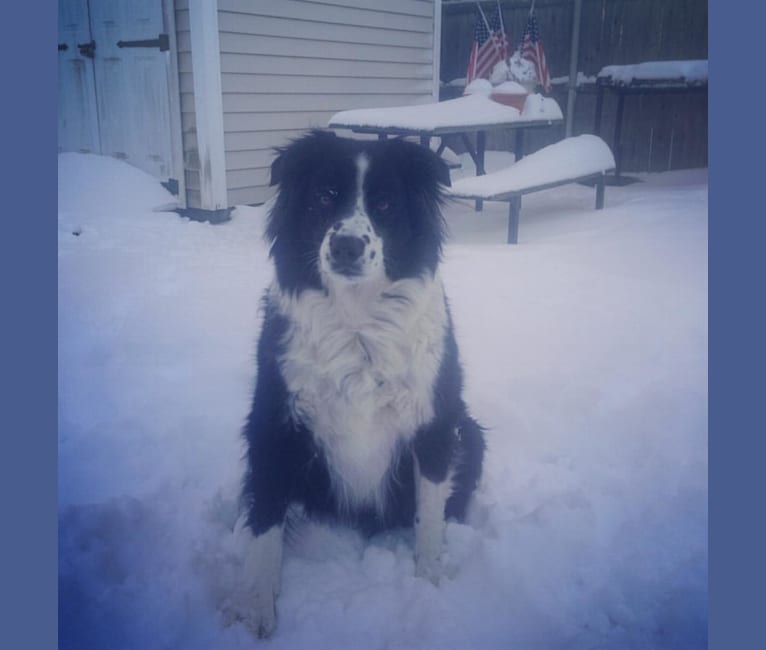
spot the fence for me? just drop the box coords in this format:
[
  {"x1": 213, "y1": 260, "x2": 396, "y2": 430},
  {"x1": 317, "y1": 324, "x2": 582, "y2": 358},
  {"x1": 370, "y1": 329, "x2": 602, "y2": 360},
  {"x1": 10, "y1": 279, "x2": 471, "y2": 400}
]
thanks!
[{"x1": 440, "y1": 0, "x2": 708, "y2": 173}]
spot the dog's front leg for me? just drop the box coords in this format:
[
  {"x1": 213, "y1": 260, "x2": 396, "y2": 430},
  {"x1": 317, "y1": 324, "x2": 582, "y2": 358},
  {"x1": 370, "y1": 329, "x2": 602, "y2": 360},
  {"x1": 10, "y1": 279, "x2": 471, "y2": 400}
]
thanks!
[
  {"x1": 413, "y1": 449, "x2": 453, "y2": 585},
  {"x1": 225, "y1": 405, "x2": 293, "y2": 637},
  {"x1": 224, "y1": 520, "x2": 284, "y2": 638}
]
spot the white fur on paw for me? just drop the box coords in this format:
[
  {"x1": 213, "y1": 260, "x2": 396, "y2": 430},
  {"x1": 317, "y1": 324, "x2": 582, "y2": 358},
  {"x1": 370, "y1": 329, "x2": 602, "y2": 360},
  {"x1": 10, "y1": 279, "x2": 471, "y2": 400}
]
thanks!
[
  {"x1": 415, "y1": 551, "x2": 445, "y2": 586},
  {"x1": 221, "y1": 586, "x2": 277, "y2": 639}
]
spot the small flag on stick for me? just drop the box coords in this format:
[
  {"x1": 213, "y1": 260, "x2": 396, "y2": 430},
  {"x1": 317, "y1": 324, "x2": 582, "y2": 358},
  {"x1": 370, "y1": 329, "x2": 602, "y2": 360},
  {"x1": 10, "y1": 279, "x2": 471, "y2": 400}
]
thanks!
[
  {"x1": 519, "y1": 5, "x2": 551, "y2": 92},
  {"x1": 465, "y1": 2, "x2": 510, "y2": 85}
]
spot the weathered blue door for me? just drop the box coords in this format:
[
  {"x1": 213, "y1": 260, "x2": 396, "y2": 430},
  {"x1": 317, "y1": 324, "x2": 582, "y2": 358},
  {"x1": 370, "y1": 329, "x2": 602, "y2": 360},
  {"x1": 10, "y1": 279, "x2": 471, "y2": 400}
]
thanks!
[{"x1": 58, "y1": 0, "x2": 176, "y2": 184}]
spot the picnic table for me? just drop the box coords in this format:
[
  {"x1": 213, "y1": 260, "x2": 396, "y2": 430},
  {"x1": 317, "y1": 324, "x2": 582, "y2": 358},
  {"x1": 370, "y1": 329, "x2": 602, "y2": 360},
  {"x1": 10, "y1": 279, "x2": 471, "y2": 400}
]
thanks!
[{"x1": 328, "y1": 93, "x2": 563, "y2": 210}]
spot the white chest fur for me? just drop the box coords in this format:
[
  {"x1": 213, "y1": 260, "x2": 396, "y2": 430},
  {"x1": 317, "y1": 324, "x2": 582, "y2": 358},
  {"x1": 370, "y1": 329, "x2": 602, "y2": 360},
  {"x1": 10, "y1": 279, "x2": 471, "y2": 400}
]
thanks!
[{"x1": 273, "y1": 275, "x2": 447, "y2": 512}]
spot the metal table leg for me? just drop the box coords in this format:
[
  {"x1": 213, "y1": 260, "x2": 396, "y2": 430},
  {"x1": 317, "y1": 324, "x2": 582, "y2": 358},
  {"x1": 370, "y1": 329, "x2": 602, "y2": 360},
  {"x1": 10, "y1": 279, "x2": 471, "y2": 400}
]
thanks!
[
  {"x1": 475, "y1": 130, "x2": 486, "y2": 211},
  {"x1": 594, "y1": 84, "x2": 605, "y2": 136},
  {"x1": 613, "y1": 93, "x2": 625, "y2": 180}
]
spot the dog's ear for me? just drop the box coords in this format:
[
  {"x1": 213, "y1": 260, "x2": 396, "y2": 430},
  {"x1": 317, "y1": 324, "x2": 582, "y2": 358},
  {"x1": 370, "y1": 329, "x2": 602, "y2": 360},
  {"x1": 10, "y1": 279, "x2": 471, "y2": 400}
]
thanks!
[
  {"x1": 394, "y1": 139, "x2": 451, "y2": 189},
  {"x1": 270, "y1": 130, "x2": 338, "y2": 187},
  {"x1": 269, "y1": 150, "x2": 284, "y2": 187}
]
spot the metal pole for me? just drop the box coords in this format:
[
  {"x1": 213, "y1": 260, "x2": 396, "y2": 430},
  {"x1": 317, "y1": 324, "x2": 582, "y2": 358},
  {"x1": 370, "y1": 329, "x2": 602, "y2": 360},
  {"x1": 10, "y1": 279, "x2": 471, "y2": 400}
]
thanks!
[{"x1": 565, "y1": 0, "x2": 583, "y2": 137}]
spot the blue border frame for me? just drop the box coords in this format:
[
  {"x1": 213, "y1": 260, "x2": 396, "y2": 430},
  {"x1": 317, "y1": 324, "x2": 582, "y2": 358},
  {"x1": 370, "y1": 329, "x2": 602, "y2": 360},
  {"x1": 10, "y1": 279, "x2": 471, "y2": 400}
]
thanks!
[
  {"x1": 708, "y1": 2, "x2": 764, "y2": 649},
  {"x1": 0, "y1": 2, "x2": 58, "y2": 648},
  {"x1": 0, "y1": 1, "x2": 757, "y2": 648}
]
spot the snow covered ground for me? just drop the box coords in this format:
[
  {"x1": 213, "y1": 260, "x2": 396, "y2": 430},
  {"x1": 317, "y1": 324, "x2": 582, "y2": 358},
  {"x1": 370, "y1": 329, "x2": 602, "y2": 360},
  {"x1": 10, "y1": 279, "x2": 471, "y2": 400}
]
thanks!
[{"x1": 58, "y1": 153, "x2": 707, "y2": 649}]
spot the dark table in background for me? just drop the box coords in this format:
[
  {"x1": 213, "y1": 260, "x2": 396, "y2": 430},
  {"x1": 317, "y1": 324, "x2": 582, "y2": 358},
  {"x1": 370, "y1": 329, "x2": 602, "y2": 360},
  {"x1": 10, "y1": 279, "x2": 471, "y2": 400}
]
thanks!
[{"x1": 593, "y1": 66, "x2": 708, "y2": 185}]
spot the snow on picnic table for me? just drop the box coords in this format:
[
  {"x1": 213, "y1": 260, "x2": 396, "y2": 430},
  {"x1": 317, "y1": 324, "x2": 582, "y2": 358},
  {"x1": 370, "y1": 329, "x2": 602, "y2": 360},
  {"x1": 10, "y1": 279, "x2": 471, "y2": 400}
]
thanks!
[
  {"x1": 58, "y1": 152, "x2": 707, "y2": 650},
  {"x1": 450, "y1": 135, "x2": 615, "y2": 198},
  {"x1": 328, "y1": 93, "x2": 562, "y2": 132},
  {"x1": 598, "y1": 60, "x2": 708, "y2": 85}
]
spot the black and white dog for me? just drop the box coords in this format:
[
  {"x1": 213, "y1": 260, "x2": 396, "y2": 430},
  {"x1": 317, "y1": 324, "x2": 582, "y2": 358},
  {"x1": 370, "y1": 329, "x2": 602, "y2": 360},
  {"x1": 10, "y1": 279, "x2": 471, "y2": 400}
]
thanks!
[{"x1": 227, "y1": 131, "x2": 484, "y2": 637}]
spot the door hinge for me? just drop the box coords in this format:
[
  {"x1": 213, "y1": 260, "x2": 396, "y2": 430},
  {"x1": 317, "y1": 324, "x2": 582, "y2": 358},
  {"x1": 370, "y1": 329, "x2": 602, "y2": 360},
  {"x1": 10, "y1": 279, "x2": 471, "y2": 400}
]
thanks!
[{"x1": 117, "y1": 33, "x2": 169, "y2": 52}]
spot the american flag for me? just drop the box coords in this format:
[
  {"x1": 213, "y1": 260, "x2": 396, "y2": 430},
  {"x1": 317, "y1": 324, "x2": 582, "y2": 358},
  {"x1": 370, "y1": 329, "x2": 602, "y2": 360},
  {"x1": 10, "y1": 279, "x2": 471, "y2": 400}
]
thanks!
[
  {"x1": 465, "y1": 3, "x2": 510, "y2": 84},
  {"x1": 520, "y1": 9, "x2": 551, "y2": 92}
]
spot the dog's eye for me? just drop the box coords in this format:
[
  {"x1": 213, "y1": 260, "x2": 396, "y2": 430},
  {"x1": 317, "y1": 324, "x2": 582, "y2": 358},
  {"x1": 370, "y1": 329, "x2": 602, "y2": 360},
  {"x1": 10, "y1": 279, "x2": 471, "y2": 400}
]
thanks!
[
  {"x1": 318, "y1": 188, "x2": 338, "y2": 207},
  {"x1": 375, "y1": 199, "x2": 390, "y2": 213}
]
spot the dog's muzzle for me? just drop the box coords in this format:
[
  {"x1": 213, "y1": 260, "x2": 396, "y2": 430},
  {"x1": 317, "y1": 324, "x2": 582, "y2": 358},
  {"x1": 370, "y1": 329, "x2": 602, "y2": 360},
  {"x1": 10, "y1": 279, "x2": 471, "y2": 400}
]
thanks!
[
  {"x1": 320, "y1": 214, "x2": 382, "y2": 283},
  {"x1": 329, "y1": 233, "x2": 366, "y2": 276}
]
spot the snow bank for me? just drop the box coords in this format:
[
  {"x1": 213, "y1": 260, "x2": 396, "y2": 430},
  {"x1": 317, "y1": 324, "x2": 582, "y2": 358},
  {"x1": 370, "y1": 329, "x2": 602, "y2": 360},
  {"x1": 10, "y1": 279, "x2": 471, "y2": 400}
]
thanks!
[
  {"x1": 59, "y1": 152, "x2": 178, "y2": 217},
  {"x1": 59, "y1": 153, "x2": 707, "y2": 649}
]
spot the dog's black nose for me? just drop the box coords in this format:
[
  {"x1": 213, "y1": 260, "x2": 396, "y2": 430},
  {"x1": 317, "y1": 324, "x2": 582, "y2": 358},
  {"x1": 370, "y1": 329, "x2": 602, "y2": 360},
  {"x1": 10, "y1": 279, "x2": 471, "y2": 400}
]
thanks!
[{"x1": 330, "y1": 234, "x2": 365, "y2": 265}]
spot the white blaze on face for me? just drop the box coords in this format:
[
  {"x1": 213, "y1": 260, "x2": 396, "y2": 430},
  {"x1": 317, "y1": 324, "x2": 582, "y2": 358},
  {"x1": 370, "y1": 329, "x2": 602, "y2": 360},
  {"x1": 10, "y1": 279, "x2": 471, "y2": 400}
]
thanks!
[{"x1": 318, "y1": 153, "x2": 384, "y2": 285}]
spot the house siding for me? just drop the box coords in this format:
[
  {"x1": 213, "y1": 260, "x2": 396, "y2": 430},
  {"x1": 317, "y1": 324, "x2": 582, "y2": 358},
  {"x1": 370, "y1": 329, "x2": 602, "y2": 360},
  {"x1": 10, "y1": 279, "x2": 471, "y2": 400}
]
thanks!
[{"x1": 215, "y1": 0, "x2": 439, "y2": 206}]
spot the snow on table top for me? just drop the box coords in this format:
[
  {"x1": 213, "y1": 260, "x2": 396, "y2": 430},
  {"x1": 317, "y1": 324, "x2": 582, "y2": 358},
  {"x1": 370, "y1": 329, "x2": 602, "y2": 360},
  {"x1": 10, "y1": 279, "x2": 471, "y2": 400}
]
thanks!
[
  {"x1": 450, "y1": 135, "x2": 615, "y2": 199},
  {"x1": 463, "y1": 78, "x2": 493, "y2": 96},
  {"x1": 328, "y1": 93, "x2": 562, "y2": 132},
  {"x1": 598, "y1": 60, "x2": 708, "y2": 85}
]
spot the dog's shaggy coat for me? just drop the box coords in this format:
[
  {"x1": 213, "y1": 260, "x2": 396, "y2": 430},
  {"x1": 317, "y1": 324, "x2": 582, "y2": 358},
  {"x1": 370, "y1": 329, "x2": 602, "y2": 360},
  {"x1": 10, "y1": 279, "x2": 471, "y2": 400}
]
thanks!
[{"x1": 226, "y1": 131, "x2": 484, "y2": 637}]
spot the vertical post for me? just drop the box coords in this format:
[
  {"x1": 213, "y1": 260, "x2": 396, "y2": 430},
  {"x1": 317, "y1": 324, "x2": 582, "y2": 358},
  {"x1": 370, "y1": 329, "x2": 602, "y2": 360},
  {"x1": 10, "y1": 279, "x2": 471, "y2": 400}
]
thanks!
[
  {"x1": 595, "y1": 175, "x2": 605, "y2": 209},
  {"x1": 419, "y1": 134, "x2": 430, "y2": 148},
  {"x1": 565, "y1": 0, "x2": 583, "y2": 137},
  {"x1": 189, "y1": 0, "x2": 228, "y2": 211},
  {"x1": 507, "y1": 197, "x2": 521, "y2": 244},
  {"x1": 475, "y1": 130, "x2": 486, "y2": 211},
  {"x1": 613, "y1": 92, "x2": 626, "y2": 180},
  {"x1": 432, "y1": 0, "x2": 443, "y2": 101}
]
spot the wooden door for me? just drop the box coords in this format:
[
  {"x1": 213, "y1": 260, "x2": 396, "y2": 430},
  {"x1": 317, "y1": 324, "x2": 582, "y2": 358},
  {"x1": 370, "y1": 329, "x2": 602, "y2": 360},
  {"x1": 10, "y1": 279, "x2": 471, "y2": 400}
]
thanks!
[
  {"x1": 58, "y1": 0, "x2": 176, "y2": 183},
  {"x1": 88, "y1": 0, "x2": 175, "y2": 180},
  {"x1": 58, "y1": 0, "x2": 100, "y2": 154}
]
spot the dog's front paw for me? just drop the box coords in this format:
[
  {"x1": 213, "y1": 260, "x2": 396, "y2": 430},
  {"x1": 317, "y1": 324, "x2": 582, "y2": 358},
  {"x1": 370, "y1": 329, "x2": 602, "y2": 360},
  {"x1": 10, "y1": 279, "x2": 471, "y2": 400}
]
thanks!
[
  {"x1": 221, "y1": 586, "x2": 278, "y2": 639},
  {"x1": 415, "y1": 550, "x2": 445, "y2": 586}
]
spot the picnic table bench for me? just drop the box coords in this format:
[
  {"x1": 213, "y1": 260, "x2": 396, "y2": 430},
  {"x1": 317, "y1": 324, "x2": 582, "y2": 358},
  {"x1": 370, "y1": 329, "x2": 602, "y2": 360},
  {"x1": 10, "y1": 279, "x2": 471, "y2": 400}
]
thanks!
[{"x1": 449, "y1": 135, "x2": 615, "y2": 244}]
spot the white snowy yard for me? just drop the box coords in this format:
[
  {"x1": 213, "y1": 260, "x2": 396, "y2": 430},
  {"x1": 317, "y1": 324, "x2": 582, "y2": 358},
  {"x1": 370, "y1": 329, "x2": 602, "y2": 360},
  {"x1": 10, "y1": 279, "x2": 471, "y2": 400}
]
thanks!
[{"x1": 58, "y1": 152, "x2": 707, "y2": 649}]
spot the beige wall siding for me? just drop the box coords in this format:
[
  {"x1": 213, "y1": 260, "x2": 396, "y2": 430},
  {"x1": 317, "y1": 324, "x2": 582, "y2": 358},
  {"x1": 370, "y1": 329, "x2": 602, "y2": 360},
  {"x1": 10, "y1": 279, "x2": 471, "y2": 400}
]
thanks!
[{"x1": 216, "y1": 0, "x2": 438, "y2": 206}]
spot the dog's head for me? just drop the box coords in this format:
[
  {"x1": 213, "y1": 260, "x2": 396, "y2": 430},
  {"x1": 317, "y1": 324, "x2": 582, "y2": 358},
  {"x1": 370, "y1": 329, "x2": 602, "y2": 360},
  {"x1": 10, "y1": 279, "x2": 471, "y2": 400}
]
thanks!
[{"x1": 266, "y1": 130, "x2": 450, "y2": 294}]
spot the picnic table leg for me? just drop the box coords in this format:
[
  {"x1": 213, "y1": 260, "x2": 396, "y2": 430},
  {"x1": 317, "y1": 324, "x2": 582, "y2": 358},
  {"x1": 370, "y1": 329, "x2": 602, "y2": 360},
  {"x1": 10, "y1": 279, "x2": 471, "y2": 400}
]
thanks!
[
  {"x1": 514, "y1": 129, "x2": 525, "y2": 162},
  {"x1": 459, "y1": 132, "x2": 480, "y2": 169},
  {"x1": 595, "y1": 174, "x2": 605, "y2": 209},
  {"x1": 613, "y1": 93, "x2": 625, "y2": 180},
  {"x1": 475, "y1": 130, "x2": 486, "y2": 212},
  {"x1": 507, "y1": 197, "x2": 521, "y2": 244}
]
